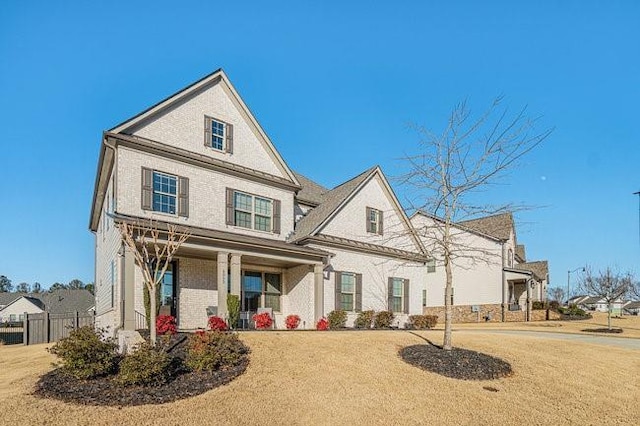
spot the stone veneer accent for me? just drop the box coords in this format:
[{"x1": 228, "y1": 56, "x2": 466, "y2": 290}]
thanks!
[{"x1": 423, "y1": 304, "x2": 560, "y2": 323}]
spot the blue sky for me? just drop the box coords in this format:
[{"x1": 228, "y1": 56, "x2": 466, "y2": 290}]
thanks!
[{"x1": 1, "y1": 1, "x2": 639, "y2": 293}]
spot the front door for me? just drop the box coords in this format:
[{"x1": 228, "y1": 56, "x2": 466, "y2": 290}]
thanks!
[{"x1": 158, "y1": 262, "x2": 177, "y2": 317}]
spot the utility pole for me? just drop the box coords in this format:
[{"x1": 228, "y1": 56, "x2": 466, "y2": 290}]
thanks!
[{"x1": 634, "y1": 191, "x2": 640, "y2": 254}]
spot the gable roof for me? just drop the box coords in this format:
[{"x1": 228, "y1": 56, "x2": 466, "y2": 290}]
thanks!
[
  {"x1": 0, "y1": 292, "x2": 27, "y2": 307},
  {"x1": 91, "y1": 68, "x2": 301, "y2": 231},
  {"x1": 289, "y1": 167, "x2": 425, "y2": 256},
  {"x1": 514, "y1": 260, "x2": 548, "y2": 282},
  {"x1": 515, "y1": 244, "x2": 526, "y2": 262},
  {"x1": 0, "y1": 295, "x2": 44, "y2": 313},
  {"x1": 0, "y1": 290, "x2": 94, "y2": 314},
  {"x1": 458, "y1": 212, "x2": 515, "y2": 241},
  {"x1": 290, "y1": 167, "x2": 378, "y2": 242},
  {"x1": 410, "y1": 211, "x2": 503, "y2": 243},
  {"x1": 294, "y1": 172, "x2": 328, "y2": 206}
]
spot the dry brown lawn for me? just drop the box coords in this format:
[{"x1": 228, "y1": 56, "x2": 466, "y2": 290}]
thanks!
[{"x1": 1, "y1": 329, "x2": 638, "y2": 425}]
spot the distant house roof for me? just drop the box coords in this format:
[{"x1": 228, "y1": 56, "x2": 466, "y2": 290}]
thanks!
[
  {"x1": 293, "y1": 171, "x2": 328, "y2": 206},
  {"x1": 514, "y1": 260, "x2": 549, "y2": 282},
  {"x1": 458, "y1": 212, "x2": 514, "y2": 241},
  {"x1": 624, "y1": 301, "x2": 640, "y2": 309},
  {"x1": 0, "y1": 289, "x2": 94, "y2": 314}
]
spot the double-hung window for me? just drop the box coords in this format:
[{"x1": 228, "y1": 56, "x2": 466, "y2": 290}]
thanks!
[
  {"x1": 141, "y1": 168, "x2": 189, "y2": 217},
  {"x1": 204, "y1": 116, "x2": 233, "y2": 153},
  {"x1": 340, "y1": 272, "x2": 356, "y2": 311},
  {"x1": 153, "y1": 171, "x2": 177, "y2": 214},
  {"x1": 226, "y1": 188, "x2": 281, "y2": 234},
  {"x1": 426, "y1": 259, "x2": 436, "y2": 273},
  {"x1": 388, "y1": 277, "x2": 410, "y2": 313},
  {"x1": 366, "y1": 207, "x2": 383, "y2": 235}
]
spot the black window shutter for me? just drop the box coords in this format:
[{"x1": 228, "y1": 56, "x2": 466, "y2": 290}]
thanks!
[
  {"x1": 366, "y1": 207, "x2": 372, "y2": 233},
  {"x1": 178, "y1": 176, "x2": 189, "y2": 217},
  {"x1": 225, "y1": 123, "x2": 234, "y2": 154},
  {"x1": 355, "y1": 274, "x2": 362, "y2": 312},
  {"x1": 272, "y1": 199, "x2": 281, "y2": 234},
  {"x1": 225, "y1": 188, "x2": 235, "y2": 225},
  {"x1": 387, "y1": 277, "x2": 394, "y2": 311},
  {"x1": 204, "y1": 116, "x2": 211, "y2": 147},
  {"x1": 404, "y1": 279, "x2": 410, "y2": 314},
  {"x1": 334, "y1": 272, "x2": 342, "y2": 311},
  {"x1": 378, "y1": 210, "x2": 384, "y2": 235},
  {"x1": 141, "y1": 167, "x2": 153, "y2": 210}
]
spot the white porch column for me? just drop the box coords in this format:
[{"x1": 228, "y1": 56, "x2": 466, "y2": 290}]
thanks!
[
  {"x1": 217, "y1": 252, "x2": 229, "y2": 318},
  {"x1": 314, "y1": 264, "x2": 324, "y2": 321},
  {"x1": 122, "y1": 247, "x2": 136, "y2": 330},
  {"x1": 230, "y1": 253, "x2": 242, "y2": 297}
]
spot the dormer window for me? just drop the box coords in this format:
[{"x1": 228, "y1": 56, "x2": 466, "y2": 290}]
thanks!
[
  {"x1": 366, "y1": 207, "x2": 383, "y2": 235},
  {"x1": 204, "y1": 116, "x2": 233, "y2": 153}
]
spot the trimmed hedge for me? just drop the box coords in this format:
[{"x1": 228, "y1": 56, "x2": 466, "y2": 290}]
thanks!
[
  {"x1": 374, "y1": 311, "x2": 394, "y2": 329},
  {"x1": 117, "y1": 342, "x2": 175, "y2": 387},
  {"x1": 408, "y1": 315, "x2": 438, "y2": 329},
  {"x1": 327, "y1": 310, "x2": 347, "y2": 329},
  {"x1": 354, "y1": 310, "x2": 374, "y2": 329}
]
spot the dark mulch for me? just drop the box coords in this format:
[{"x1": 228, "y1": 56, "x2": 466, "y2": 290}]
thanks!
[
  {"x1": 400, "y1": 341, "x2": 513, "y2": 381},
  {"x1": 33, "y1": 332, "x2": 249, "y2": 406},
  {"x1": 582, "y1": 327, "x2": 623, "y2": 334},
  {"x1": 559, "y1": 314, "x2": 593, "y2": 321}
]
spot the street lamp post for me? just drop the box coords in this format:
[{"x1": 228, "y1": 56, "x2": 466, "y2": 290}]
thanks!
[{"x1": 567, "y1": 267, "x2": 585, "y2": 305}]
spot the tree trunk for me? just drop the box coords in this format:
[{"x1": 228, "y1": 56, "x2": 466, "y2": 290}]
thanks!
[
  {"x1": 149, "y1": 284, "x2": 157, "y2": 346},
  {"x1": 607, "y1": 303, "x2": 612, "y2": 330},
  {"x1": 443, "y1": 255, "x2": 453, "y2": 351}
]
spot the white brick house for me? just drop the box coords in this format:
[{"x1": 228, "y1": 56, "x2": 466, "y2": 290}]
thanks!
[{"x1": 89, "y1": 69, "x2": 429, "y2": 333}]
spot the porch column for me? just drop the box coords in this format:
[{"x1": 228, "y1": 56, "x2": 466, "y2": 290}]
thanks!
[
  {"x1": 123, "y1": 248, "x2": 136, "y2": 331},
  {"x1": 217, "y1": 252, "x2": 229, "y2": 319},
  {"x1": 314, "y1": 264, "x2": 324, "y2": 321},
  {"x1": 230, "y1": 253, "x2": 242, "y2": 296},
  {"x1": 526, "y1": 280, "x2": 532, "y2": 322}
]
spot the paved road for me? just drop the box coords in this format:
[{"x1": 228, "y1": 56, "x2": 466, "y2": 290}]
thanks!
[{"x1": 460, "y1": 329, "x2": 640, "y2": 350}]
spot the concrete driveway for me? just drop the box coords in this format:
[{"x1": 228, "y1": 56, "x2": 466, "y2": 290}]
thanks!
[{"x1": 461, "y1": 329, "x2": 640, "y2": 350}]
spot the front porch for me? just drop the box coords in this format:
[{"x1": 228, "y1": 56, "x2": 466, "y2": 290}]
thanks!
[{"x1": 117, "y1": 218, "x2": 330, "y2": 331}]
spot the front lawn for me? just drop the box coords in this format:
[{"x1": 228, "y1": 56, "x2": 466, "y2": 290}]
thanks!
[{"x1": 0, "y1": 329, "x2": 637, "y2": 424}]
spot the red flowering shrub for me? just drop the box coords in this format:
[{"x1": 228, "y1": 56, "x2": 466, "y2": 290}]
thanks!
[
  {"x1": 316, "y1": 317, "x2": 329, "y2": 331},
  {"x1": 252, "y1": 312, "x2": 273, "y2": 329},
  {"x1": 208, "y1": 315, "x2": 228, "y2": 331},
  {"x1": 156, "y1": 315, "x2": 177, "y2": 335},
  {"x1": 285, "y1": 314, "x2": 301, "y2": 330}
]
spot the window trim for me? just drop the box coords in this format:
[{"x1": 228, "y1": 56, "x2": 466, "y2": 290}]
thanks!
[
  {"x1": 152, "y1": 170, "x2": 178, "y2": 215},
  {"x1": 366, "y1": 207, "x2": 383, "y2": 235},
  {"x1": 339, "y1": 272, "x2": 356, "y2": 312},
  {"x1": 141, "y1": 168, "x2": 188, "y2": 217},
  {"x1": 390, "y1": 277, "x2": 404, "y2": 313},
  {"x1": 229, "y1": 189, "x2": 276, "y2": 233},
  {"x1": 204, "y1": 115, "x2": 233, "y2": 154},
  {"x1": 242, "y1": 270, "x2": 282, "y2": 312}
]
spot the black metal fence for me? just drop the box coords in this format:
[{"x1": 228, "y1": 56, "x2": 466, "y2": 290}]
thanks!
[{"x1": 0, "y1": 322, "x2": 24, "y2": 345}]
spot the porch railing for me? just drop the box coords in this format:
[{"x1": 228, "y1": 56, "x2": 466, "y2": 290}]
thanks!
[{"x1": 135, "y1": 310, "x2": 148, "y2": 330}]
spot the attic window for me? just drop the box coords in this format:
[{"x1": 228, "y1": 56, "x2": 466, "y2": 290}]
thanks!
[
  {"x1": 204, "y1": 116, "x2": 233, "y2": 153},
  {"x1": 366, "y1": 207, "x2": 383, "y2": 235}
]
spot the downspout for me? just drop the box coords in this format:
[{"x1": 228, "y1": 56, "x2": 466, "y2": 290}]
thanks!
[{"x1": 501, "y1": 242, "x2": 506, "y2": 322}]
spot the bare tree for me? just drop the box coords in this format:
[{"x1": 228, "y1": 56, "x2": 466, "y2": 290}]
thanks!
[
  {"x1": 549, "y1": 286, "x2": 565, "y2": 303},
  {"x1": 579, "y1": 267, "x2": 632, "y2": 330},
  {"x1": 400, "y1": 97, "x2": 552, "y2": 350},
  {"x1": 118, "y1": 220, "x2": 190, "y2": 345}
]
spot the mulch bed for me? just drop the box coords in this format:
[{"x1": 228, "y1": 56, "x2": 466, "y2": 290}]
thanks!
[
  {"x1": 33, "y1": 332, "x2": 249, "y2": 406},
  {"x1": 581, "y1": 328, "x2": 623, "y2": 334},
  {"x1": 400, "y1": 344, "x2": 513, "y2": 381}
]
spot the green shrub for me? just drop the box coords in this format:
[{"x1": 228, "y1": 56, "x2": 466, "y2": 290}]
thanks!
[
  {"x1": 117, "y1": 342, "x2": 175, "y2": 387},
  {"x1": 48, "y1": 326, "x2": 119, "y2": 379},
  {"x1": 327, "y1": 310, "x2": 347, "y2": 329},
  {"x1": 354, "y1": 310, "x2": 374, "y2": 329},
  {"x1": 408, "y1": 315, "x2": 438, "y2": 329},
  {"x1": 549, "y1": 300, "x2": 560, "y2": 311},
  {"x1": 186, "y1": 331, "x2": 249, "y2": 372},
  {"x1": 227, "y1": 294, "x2": 240, "y2": 329},
  {"x1": 558, "y1": 305, "x2": 587, "y2": 316},
  {"x1": 532, "y1": 301, "x2": 546, "y2": 310},
  {"x1": 374, "y1": 311, "x2": 394, "y2": 328}
]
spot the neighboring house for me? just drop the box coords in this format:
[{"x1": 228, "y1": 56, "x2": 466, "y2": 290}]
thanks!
[
  {"x1": 578, "y1": 296, "x2": 625, "y2": 315},
  {"x1": 568, "y1": 295, "x2": 590, "y2": 306},
  {"x1": 624, "y1": 301, "x2": 640, "y2": 315},
  {"x1": 411, "y1": 211, "x2": 549, "y2": 322},
  {"x1": 0, "y1": 289, "x2": 94, "y2": 322},
  {"x1": 89, "y1": 69, "x2": 428, "y2": 333}
]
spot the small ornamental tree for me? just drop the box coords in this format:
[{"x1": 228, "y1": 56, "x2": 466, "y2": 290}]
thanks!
[
  {"x1": 208, "y1": 315, "x2": 228, "y2": 331},
  {"x1": 118, "y1": 220, "x2": 191, "y2": 346},
  {"x1": 285, "y1": 314, "x2": 301, "y2": 330},
  {"x1": 580, "y1": 267, "x2": 633, "y2": 330}
]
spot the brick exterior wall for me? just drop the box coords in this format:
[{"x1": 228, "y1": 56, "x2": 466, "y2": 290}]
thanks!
[{"x1": 423, "y1": 304, "x2": 560, "y2": 323}]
